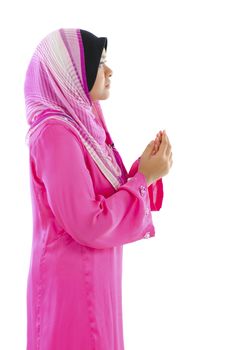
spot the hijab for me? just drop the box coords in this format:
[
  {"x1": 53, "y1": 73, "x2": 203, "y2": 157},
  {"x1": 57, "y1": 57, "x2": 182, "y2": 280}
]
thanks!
[{"x1": 24, "y1": 28, "x2": 128, "y2": 190}]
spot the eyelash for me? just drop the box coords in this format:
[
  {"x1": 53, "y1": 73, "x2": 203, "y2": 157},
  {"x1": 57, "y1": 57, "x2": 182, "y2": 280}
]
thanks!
[{"x1": 99, "y1": 61, "x2": 107, "y2": 66}]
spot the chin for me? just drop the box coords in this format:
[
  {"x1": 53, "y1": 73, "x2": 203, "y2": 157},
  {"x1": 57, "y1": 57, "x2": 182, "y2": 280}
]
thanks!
[{"x1": 99, "y1": 91, "x2": 110, "y2": 100}]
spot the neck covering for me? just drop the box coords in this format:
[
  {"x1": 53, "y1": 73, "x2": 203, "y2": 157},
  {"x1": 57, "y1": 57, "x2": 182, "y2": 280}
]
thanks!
[{"x1": 24, "y1": 28, "x2": 128, "y2": 190}]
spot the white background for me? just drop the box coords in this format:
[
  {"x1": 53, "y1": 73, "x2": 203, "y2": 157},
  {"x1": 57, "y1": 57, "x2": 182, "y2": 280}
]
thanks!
[{"x1": 0, "y1": 0, "x2": 231, "y2": 349}]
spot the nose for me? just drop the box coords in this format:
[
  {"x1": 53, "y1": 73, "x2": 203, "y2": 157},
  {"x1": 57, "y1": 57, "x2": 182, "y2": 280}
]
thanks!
[{"x1": 105, "y1": 64, "x2": 113, "y2": 77}]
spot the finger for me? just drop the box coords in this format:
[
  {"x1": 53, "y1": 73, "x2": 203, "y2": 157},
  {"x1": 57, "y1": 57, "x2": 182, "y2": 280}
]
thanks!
[
  {"x1": 155, "y1": 131, "x2": 162, "y2": 141},
  {"x1": 158, "y1": 132, "x2": 168, "y2": 152},
  {"x1": 152, "y1": 138, "x2": 161, "y2": 154},
  {"x1": 155, "y1": 133, "x2": 161, "y2": 143},
  {"x1": 152, "y1": 142, "x2": 159, "y2": 154},
  {"x1": 166, "y1": 136, "x2": 172, "y2": 152},
  {"x1": 156, "y1": 135, "x2": 161, "y2": 144},
  {"x1": 164, "y1": 132, "x2": 171, "y2": 153},
  {"x1": 164, "y1": 131, "x2": 170, "y2": 143}
]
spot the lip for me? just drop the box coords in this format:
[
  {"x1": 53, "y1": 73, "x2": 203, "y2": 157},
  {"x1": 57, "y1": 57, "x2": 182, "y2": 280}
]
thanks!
[{"x1": 105, "y1": 82, "x2": 111, "y2": 87}]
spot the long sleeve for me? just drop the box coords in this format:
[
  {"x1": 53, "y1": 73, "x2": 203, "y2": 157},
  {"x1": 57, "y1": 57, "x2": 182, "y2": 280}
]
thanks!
[
  {"x1": 31, "y1": 122, "x2": 156, "y2": 249},
  {"x1": 128, "y1": 158, "x2": 164, "y2": 211}
]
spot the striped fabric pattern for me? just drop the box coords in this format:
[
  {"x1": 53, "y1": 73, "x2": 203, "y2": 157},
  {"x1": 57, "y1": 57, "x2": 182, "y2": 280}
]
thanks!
[{"x1": 24, "y1": 28, "x2": 126, "y2": 190}]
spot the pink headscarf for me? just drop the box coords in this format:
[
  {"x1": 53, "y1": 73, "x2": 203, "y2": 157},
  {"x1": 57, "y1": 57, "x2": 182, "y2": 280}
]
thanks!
[{"x1": 24, "y1": 28, "x2": 128, "y2": 190}]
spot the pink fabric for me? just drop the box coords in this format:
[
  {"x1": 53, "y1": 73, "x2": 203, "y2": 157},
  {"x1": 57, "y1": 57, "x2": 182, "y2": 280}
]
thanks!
[{"x1": 26, "y1": 119, "x2": 164, "y2": 349}]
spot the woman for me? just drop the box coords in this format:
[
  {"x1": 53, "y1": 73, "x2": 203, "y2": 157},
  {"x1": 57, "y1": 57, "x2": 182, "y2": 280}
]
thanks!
[{"x1": 24, "y1": 28, "x2": 172, "y2": 350}]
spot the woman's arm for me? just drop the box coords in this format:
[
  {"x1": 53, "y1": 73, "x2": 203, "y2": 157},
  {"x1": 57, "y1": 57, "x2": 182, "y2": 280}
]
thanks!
[
  {"x1": 128, "y1": 158, "x2": 164, "y2": 211},
  {"x1": 31, "y1": 122, "x2": 157, "y2": 249}
]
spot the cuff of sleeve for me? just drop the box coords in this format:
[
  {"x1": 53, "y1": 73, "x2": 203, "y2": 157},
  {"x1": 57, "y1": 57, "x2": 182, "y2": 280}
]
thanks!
[
  {"x1": 148, "y1": 178, "x2": 164, "y2": 211},
  {"x1": 127, "y1": 170, "x2": 149, "y2": 198},
  {"x1": 128, "y1": 158, "x2": 164, "y2": 212},
  {"x1": 124, "y1": 170, "x2": 155, "y2": 239}
]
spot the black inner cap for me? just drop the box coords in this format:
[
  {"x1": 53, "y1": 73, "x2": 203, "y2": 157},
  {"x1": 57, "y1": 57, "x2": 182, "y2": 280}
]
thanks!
[{"x1": 80, "y1": 29, "x2": 108, "y2": 92}]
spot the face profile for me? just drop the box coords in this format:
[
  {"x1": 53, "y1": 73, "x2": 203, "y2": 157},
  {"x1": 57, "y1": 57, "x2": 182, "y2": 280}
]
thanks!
[{"x1": 89, "y1": 48, "x2": 113, "y2": 101}]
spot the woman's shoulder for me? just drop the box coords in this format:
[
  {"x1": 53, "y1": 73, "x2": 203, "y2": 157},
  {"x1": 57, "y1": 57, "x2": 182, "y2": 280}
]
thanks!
[{"x1": 29, "y1": 117, "x2": 85, "y2": 154}]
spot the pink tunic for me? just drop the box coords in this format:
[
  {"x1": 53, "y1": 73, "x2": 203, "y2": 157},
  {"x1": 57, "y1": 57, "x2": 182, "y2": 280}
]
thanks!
[{"x1": 26, "y1": 119, "x2": 164, "y2": 350}]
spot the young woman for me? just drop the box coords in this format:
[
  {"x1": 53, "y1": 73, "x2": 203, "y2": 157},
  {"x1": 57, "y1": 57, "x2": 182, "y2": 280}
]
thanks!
[{"x1": 24, "y1": 27, "x2": 172, "y2": 350}]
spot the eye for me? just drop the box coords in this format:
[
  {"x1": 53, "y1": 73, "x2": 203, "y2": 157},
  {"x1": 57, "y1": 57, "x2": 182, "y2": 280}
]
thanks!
[{"x1": 99, "y1": 60, "x2": 107, "y2": 66}]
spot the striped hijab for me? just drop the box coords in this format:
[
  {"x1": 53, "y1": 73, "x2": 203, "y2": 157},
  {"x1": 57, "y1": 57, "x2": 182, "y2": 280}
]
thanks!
[{"x1": 24, "y1": 28, "x2": 128, "y2": 190}]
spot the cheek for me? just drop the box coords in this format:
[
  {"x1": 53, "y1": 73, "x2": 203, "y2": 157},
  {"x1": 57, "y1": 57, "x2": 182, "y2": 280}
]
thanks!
[
  {"x1": 95, "y1": 70, "x2": 106, "y2": 90},
  {"x1": 99, "y1": 73, "x2": 106, "y2": 86}
]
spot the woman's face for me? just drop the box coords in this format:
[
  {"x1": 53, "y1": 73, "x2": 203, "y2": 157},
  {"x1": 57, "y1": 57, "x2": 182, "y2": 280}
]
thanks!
[{"x1": 89, "y1": 48, "x2": 113, "y2": 101}]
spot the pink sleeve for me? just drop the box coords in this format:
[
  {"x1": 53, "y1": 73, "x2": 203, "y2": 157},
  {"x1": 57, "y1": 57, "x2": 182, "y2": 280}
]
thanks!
[
  {"x1": 31, "y1": 123, "x2": 156, "y2": 249},
  {"x1": 128, "y1": 158, "x2": 164, "y2": 211}
]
